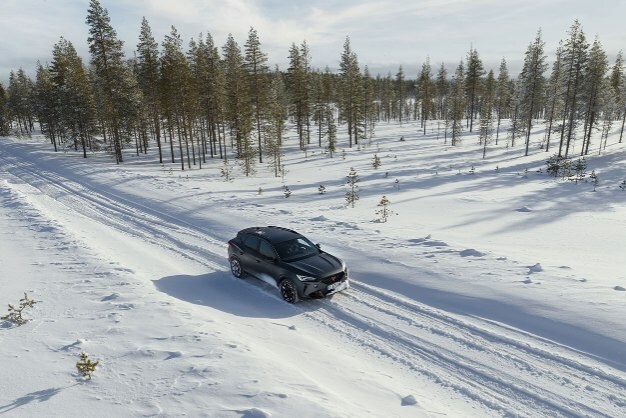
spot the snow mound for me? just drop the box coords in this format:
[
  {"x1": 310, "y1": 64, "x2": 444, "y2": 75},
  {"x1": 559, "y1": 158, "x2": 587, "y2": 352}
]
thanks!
[
  {"x1": 459, "y1": 249, "x2": 486, "y2": 257},
  {"x1": 101, "y1": 293, "x2": 120, "y2": 302},
  {"x1": 401, "y1": 394, "x2": 418, "y2": 406},
  {"x1": 241, "y1": 408, "x2": 271, "y2": 418},
  {"x1": 528, "y1": 263, "x2": 543, "y2": 273},
  {"x1": 309, "y1": 215, "x2": 329, "y2": 222},
  {"x1": 614, "y1": 286, "x2": 626, "y2": 291},
  {"x1": 409, "y1": 234, "x2": 449, "y2": 247},
  {"x1": 516, "y1": 206, "x2": 532, "y2": 212}
]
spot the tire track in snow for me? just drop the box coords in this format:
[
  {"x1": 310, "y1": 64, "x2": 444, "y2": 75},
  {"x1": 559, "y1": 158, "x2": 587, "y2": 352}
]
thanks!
[
  {"x1": 2, "y1": 146, "x2": 625, "y2": 417},
  {"x1": 311, "y1": 285, "x2": 624, "y2": 417}
]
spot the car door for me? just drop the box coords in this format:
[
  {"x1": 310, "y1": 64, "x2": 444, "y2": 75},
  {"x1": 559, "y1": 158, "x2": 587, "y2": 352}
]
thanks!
[
  {"x1": 240, "y1": 234, "x2": 262, "y2": 276},
  {"x1": 256, "y1": 239, "x2": 280, "y2": 285}
]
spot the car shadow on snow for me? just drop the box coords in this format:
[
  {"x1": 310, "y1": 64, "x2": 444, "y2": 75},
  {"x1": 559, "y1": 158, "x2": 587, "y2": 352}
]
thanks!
[{"x1": 153, "y1": 271, "x2": 321, "y2": 319}]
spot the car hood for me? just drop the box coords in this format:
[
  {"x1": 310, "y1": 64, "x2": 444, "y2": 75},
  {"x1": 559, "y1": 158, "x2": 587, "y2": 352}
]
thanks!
[{"x1": 288, "y1": 252, "x2": 343, "y2": 278}]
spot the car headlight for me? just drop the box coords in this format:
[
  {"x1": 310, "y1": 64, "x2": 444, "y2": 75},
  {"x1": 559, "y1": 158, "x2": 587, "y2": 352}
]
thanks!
[{"x1": 296, "y1": 274, "x2": 317, "y2": 282}]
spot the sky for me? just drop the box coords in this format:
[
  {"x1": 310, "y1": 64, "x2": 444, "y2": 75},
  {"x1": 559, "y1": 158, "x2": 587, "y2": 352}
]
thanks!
[{"x1": 1, "y1": 0, "x2": 625, "y2": 83}]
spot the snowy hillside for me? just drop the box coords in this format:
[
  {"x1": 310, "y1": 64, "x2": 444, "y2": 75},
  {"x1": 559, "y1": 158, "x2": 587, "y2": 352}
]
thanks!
[{"x1": 1, "y1": 122, "x2": 625, "y2": 417}]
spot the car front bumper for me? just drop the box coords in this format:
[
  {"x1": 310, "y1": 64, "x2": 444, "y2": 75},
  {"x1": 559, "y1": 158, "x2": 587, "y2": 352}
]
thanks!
[{"x1": 302, "y1": 278, "x2": 349, "y2": 298}]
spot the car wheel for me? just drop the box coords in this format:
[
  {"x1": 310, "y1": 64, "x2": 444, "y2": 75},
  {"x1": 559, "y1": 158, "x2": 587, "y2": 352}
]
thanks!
[
  {"x1": 230, "y1": 257, "x2": 244, "y2": 278},
  {"x1": 279, "y1": 279, "x2": 299, "y2": 304}
]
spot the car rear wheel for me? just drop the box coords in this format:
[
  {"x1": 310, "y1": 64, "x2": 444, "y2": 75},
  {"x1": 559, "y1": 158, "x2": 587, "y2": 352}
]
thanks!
[
  {"x1": 279, "y1": 279, "x2": 299, "y2": 304},
  {"x1": 230, "y1": 257, "x2": 244, "y2": 278}
]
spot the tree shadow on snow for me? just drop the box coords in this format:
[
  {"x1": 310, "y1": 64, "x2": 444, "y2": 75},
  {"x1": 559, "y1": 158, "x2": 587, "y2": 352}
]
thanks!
[
  {"x1": 0, "y1": 385, "x2": 75, "y2": 414},
  {"x1": 153, "y1": 271, "x2": 321, "y2": 319}
]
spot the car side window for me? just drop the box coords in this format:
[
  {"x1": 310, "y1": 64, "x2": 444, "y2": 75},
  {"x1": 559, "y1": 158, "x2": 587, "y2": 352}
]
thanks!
[
  {"x1": 258, "y1": 240, "x2": 275, "y2": 260},
  {"x1": 242, "y1": 234, "x2": 261, "y2": 253}
]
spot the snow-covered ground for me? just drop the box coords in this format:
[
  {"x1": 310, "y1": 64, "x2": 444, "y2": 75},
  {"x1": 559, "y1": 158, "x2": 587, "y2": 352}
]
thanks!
[{"x1": 1, "y1": 122, "x2": 625, "y2": 417}]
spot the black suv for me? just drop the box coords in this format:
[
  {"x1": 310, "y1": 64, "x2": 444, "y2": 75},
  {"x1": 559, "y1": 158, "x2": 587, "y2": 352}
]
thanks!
[{"x1": 227, "y1": 226, "x2": 349, "y2": 303}]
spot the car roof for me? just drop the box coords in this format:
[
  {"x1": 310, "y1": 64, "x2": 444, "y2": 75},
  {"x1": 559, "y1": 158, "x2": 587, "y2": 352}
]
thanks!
[{"x1": 238, "y1": 226, "x2": 302, "y2": 244}]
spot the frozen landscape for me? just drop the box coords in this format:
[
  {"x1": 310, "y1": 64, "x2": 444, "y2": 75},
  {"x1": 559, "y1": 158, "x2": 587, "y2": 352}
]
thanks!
[{"x1": 1, "y1": 121, "x2": 625, "y2": 417}]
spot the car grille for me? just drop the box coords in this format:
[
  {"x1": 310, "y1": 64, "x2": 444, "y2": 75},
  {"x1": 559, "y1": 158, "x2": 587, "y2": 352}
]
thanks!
[{"x1": 322, "y1": 271, "x2": 345, "y2": 284}]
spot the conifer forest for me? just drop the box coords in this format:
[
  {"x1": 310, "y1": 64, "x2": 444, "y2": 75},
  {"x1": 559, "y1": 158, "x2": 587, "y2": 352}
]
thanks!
[{"x1": 1, "y1": 0, "x2": 624, "y2": 175}]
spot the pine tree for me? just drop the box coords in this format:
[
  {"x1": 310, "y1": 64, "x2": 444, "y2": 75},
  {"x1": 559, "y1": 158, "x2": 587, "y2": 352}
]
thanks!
[
  {"x1": 609, "y1": 51, "x2": 625, "y2": 143},
  {"x1": 339, "y1": 37, "x2": 363, "y2": 147},
  {"x1": 223, "y1": 33, "x2": 254, "y2": 174},
  {"x1": 50, "y1": 37, "x2": 97, "y2": 157},
  {"x1": 136, "y1": 17, "x2": 163, "y2": 163},
  {"x1": 244, "y1": 27, "x2": 269, "y2": 163},
  {"x1": 86, "y1": 0, "x2": 142, "y2": 163},
  {"x1": 448, "y1": 61, "x2": 466, "y2": 146},
  {"x1": 287, "y1": 42, "x2": 311, "y2": 149},
  {"x1": 480, "y1": 69, "x2": 496, "y2": 158},
  {"x1": 7, "y1": 69, "x2": 34, "y2": 136},
  {"x1": 518, "y1": 29, "x2": 548, "y2": 156},
  {"x1": 264, "y1": 68, "x2": 288, "y2": 177},
  {"x1": 33, "y1": 63, "x2": 59, "y2": 150},
  {"x1": 395, "y1": 65, "x2": 406, "y2": 123},
  {"x1": 465, "y1": 47, "x2": 485, "y2": 132},
  {"x1": 543, "y1": 47, "x2": 565, "y2": 152},
  {"x1": 558, "y1": 20, "x2": 589, "y2": 157},
  {"x1": 581, "y1": 37, "x2": 608, "y2": 156},
  {"x1": 495, "y1": 58, "x2": 510, "y2": 143},
  {"x1": 161, "y1": 26, "x2": 195, "y2": 170},
  {"x1": 362, "y1": 66, "x2": 376, "y2": 141},
  {"x1": 417, "y1": 59, "x2": 434, "y2": 135},
  {"x1": 0, "y1": 83, "x2": 11, "y2": 136}
]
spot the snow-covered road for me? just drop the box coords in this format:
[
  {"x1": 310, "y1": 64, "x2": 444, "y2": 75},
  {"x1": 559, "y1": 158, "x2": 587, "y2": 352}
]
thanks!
[{"x1": 1, "y1": 139, "x2": 625, "y2": 417}]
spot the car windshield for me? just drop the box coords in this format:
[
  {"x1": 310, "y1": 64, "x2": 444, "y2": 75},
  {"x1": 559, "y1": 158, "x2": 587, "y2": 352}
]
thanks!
[{"x1": 274, "y1": 237, "x2": 319, "y2": 261}]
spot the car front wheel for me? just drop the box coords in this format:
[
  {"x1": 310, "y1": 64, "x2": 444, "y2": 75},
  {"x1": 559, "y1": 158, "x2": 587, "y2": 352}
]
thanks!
[
  {"x1": 279, "y1": 279, "x2": 299, "y2": 304},
  {"x1": 230, "y1": 257, "x2": 244, "y2": 278}
]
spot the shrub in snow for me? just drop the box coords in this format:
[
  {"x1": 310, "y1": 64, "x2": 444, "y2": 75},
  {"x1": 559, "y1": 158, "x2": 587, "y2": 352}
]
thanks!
[
  {"x1": 573, "y1": 157, "x2": 587, "y2": 183},
  {"x1": 372, "y1": 154, "x2": 381, "y2": 169},
  {"x1": 619, "y1": 180, "x2": 626, "y2": 191},
  {"x1": 220, "y1": 159, "x2": 233, "y2": 182},
  {"x1": 1, "y1": 292, "x2": 39, "y2": 325},
  {"x1": 375, "y1": 195, "x2": 392, "y2": 222},
  {"x1": 590, "y1": 170, "x2": 599, "y2": 191},
  {"x1": 345, "y1": 167, "x2": 360, "y2": 208},
  {"x1": 257, "y1": 187, "x2": 263, "y2": 195},
  {"x1": 283, "y1": 185, "x2": 292, "y2": 198},
  {"x1": 318, "y1": 185, "x2": 326, "y2": 194},
  {"x1": 76, "y1": 352, "x2": 99, "y2": 380}
]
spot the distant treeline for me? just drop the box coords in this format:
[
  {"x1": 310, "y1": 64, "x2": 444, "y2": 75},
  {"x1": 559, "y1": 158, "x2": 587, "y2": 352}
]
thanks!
[{"x1": 0, "y1": 0, "x2": 623, "y2": 174}]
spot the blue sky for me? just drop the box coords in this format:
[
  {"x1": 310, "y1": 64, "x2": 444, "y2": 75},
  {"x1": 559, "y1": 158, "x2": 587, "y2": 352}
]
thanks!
[{"x1": 1, "y1": 0, "x2": 625, "y2": 83}]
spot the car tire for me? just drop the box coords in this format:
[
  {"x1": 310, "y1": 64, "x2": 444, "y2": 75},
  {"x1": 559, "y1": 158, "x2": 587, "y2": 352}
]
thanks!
[
  {"x1": 230, "y1": 257, "x2": 244, "y2": 278},
  {"x1": 279, "y1": 279, "x2": 299, "y2": 304}
]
